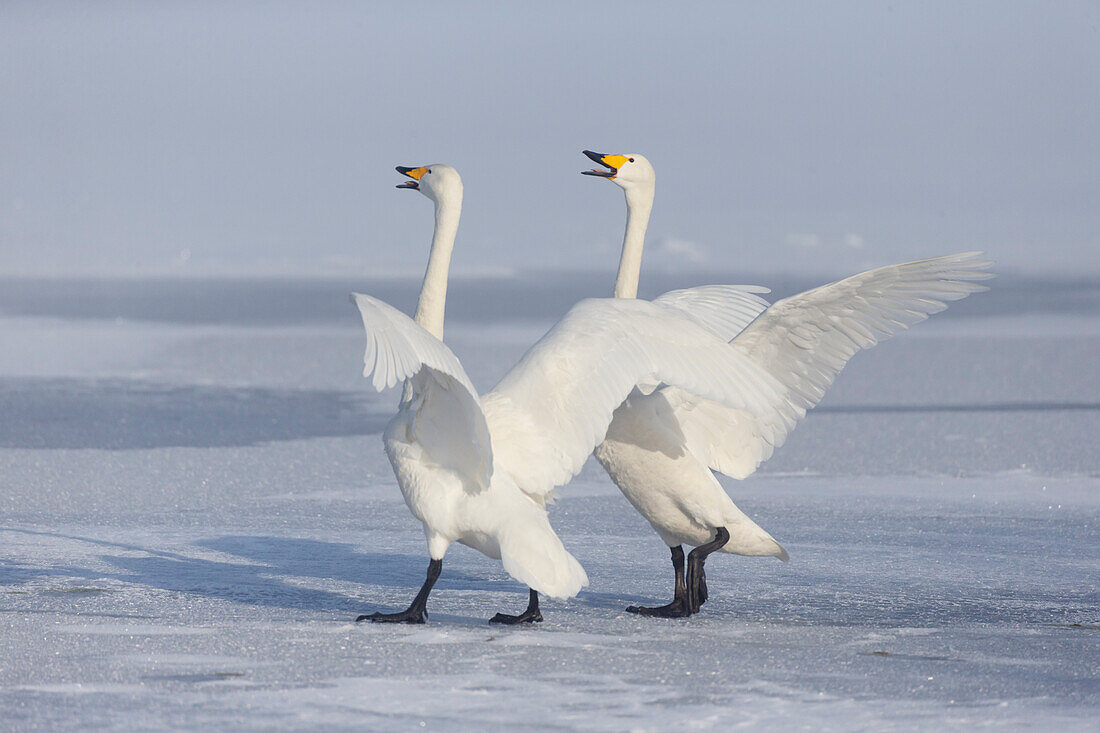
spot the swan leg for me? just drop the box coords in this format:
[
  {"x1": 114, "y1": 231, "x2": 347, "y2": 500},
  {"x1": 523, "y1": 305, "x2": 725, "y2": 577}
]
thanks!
[
  {"x1": 686, "y1": 527, "x2": 730, "y2": 614},
  {"x1": 489, "y1": 589, "x2": 543, "y2": 625},
  {"x1": 626, "y1": 545, "x2": 692, "y2": 618},
  {"x1": 357, "y1": 558, "x2": 442, "y2": 624}
]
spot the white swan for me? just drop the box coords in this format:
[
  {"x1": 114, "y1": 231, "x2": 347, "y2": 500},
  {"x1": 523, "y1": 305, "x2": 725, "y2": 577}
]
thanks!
[
  {"x1": 351, "y1": 163, "x2": 790, "y2": 624},
  {"x1": 582, "y1": 150, "x2": 994, "y2": 617}
]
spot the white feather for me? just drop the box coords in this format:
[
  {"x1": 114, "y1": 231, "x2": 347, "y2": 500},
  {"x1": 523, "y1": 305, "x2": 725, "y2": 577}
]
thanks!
[
  {"x1": 349, "y1": 164, "x2": 795, "y2": 600},
  {"x1": 652, "y1": 284, "x2": 770, "y2": 341},
  {"x1": 716, "y1": 252, "x2": 996, "y2": 466},
  {"x1": 485, "y1": 297, "x2": 788, "y2": 502},
  {"x1": 351, "y1": 292, "x2": 492, "y2": 491},
  {"x1": 599, "y1": 252, "x2": 994, "y2": 556},
  {"x1": 583, "y1": 152, "x2": 993, "y2": 568}
]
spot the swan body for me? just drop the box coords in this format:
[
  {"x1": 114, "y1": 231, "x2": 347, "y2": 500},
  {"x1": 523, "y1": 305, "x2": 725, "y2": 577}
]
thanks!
[
  {"x1": 594, "y1": 388, "x2": 787, "y2": 557},
  {"x1": 583, "y1": 150, "x2": 993, "y2": 615},
  {"x1": 353, "y1": 163, "x2": 789, "y2": 622},
  {"x1": 382, "y1": 402, "x2": 587, "y2": 596}
]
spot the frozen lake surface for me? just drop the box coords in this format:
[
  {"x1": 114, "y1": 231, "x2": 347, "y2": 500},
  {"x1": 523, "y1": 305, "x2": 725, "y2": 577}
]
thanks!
[{"x1": 1, "y1": 273, "x2": 1097, "y2": 730}]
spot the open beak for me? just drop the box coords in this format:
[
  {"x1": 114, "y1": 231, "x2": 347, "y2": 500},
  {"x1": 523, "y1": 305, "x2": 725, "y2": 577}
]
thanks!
[
  {"x1": 581, "y1": 150, "x2": 628, "y2": 179},
  {"x1": 395, "y1": 165, "x2": 427, "y2": 189}
]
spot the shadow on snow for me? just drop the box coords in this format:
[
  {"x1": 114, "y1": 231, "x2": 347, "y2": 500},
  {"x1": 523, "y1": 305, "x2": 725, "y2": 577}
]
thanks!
[
  {"x1": 0, "y1": 377, "x2": 390, "y2": 449},
  {"x1": 6, "y1": 528, "x2": 1095, "y2": 628},
  {"x1": 0, "y1": 530, "x2": 522, "y2": 615}
]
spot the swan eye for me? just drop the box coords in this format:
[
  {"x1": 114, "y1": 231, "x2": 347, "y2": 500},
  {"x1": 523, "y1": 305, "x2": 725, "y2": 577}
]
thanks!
[
  {"x1": 427, "y1": 169, "x2": 432, "y2": 174},
  {"x1": 628, "y1": 158, "x2": 634, "y2": 163}
]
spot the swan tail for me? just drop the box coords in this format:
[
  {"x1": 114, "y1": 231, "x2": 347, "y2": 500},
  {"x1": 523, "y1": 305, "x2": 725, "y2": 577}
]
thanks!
[
  {"x1": 719, "y1": 533, "x2": 789, "y2": 561},
  {"x1": 713, "y1": 507, "x2": 790, "y2": 561},
  {"x1": 496, "y1": 508, "x2": 589, "y2": 600}
]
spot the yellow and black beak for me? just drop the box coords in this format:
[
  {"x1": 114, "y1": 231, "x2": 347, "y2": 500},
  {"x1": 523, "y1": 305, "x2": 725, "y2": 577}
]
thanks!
[
  {"x1": 581, "y1": 150, "x2": 629, "y2": 179},
  {"x1": 395, "y1": 165, "x2": 428, "y2": 190}
]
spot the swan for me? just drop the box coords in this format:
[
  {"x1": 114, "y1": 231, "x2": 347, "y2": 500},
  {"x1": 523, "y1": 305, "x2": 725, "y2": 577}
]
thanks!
[
  {"x1": 350, "y1": 163, "x2": 790, "y2": 624},
  {"x1": 582, "y1": 150, "x2": 994, "y2": 617}
]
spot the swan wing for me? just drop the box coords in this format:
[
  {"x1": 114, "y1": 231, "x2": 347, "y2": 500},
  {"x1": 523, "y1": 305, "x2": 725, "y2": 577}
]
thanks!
[
  {"x1": 663, "y1": 389, "x2": 778, "y2": 480},
  {"x1": 483, "y1": 296, "x2": 788, "y2": 501},
  {"x1": 674, "y1": 252, "x2": 994, "y2": 478},
  {"x1": 652, "y1": 284, "x2": 771, "y2": 341},
  {"x1": 350, "y1": 292, "x2": 493, "y2": 491}
]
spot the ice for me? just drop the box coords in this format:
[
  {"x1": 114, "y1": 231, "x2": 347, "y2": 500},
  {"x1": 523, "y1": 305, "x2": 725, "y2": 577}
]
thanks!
[{"x1": 1, "y1": 275, "x2": 1097, "y2": 730}]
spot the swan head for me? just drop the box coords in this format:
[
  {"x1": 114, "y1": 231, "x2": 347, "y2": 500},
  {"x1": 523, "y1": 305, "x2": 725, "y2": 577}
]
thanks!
[
  {"x1": 396, "y1": 164, "x2": 463, "y2": 206},
  {"x1": 581, "y1": 151, "x2": 655, "y2": 193}
]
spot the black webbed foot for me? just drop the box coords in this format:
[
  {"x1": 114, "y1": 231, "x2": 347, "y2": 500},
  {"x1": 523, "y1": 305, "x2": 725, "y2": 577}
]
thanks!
[
  {"x1": 626, "y1": 598, "x2": 691, "y2": 618},
  {"x1": 357, "y1": 608, "x2": 426, "y2": 624},
  {"x1": 356, "y1": 558, "x2": 441, "y2": 625},
  {"x1": 489, "y1": 589, "x2": 542, "y2": 625},
  {"x1": 488, "y1": 609, "x2": 543, "y2": 624}
]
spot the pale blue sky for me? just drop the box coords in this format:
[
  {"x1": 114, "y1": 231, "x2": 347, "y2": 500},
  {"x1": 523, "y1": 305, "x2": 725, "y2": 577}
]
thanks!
[{"x1": 2, "y1": 1, "x2": 1098, "y2": 278}]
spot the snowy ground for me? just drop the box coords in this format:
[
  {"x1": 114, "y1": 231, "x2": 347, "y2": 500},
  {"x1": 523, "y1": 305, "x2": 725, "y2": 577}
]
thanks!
[{"x1": 1, "y1": 274, "x2": 1097, "y2": 731}]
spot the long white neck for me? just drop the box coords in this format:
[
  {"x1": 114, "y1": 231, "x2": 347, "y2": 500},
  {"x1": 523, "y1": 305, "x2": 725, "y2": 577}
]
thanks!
[
  {"x1": 612, "y1": 185, "x2": 655, "y2": 299},
  {"x1": 412, "y1": 194, "x2": 461, "y2": 340}
]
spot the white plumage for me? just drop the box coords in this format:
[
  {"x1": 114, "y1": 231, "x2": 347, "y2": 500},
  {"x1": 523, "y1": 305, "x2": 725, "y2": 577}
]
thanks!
[
  {"x1": 353, "y1": 163, "x2": 790, "y2": 623},
  {"x1": 483, "y1": 295, "x2": 788, "y2": 502},
  {"x1": 582, "y1": 151, "x2": 993, "y2": 616},
  {"x1": 597, "y1": 253, "x2": 993, "y2": 549},
  {"x1": 687, "y1": 252, "x2": 995, "y2": 478}
]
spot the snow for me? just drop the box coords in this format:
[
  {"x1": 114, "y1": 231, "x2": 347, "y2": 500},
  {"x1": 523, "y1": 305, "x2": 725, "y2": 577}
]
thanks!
[{"x1": 1, "y1": 275, "x2": 1097, "y2": 731}]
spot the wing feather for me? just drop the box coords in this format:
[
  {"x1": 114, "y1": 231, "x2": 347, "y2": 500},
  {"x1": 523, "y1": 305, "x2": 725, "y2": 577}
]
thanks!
[
  {"x1": 483, "y1": 296, "x2": 789, "y2": 501},
  {"x1": 350, "y1": 292, "x2": 493, "y2": 491},
  {"x1": 673, "y1": 252, "x2": 994, "y2": 479},
  {"x1": 652, "y1": 284, "x2": 770, "y2": 341}
]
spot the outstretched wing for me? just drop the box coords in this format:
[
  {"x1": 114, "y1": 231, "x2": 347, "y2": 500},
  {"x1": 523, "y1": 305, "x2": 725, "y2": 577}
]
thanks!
[
  {"x1": 673, "y1": 252, "x2": 995, "y2": 478},
  {"x1": 350, "y1": 293, "x2": 493, "y2": 491},
  {"x1": 652, "y1": 284, "x2": 771, "y2": 341},
  {"x1": 482, "y1": 296, "x2": 790, "y2": 501}
]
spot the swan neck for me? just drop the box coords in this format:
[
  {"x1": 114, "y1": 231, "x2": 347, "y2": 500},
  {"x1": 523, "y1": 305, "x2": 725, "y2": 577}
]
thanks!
[
  {"x1": 613, "y1": 186, "x2": 654, "y2": 299},
  {"x1": 413, "y1": 196, "x2": 461, "y2": 340}
]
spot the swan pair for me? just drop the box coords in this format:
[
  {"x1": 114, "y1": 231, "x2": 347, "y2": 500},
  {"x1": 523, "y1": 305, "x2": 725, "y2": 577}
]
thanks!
[
  {"x1": 351, "y1": 156, "x2": 992, "y2": 623},
  {"x1": 351, "y1": 163, "x2": 788, "y2": 623}
]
